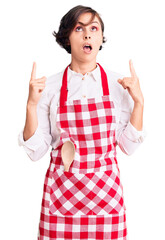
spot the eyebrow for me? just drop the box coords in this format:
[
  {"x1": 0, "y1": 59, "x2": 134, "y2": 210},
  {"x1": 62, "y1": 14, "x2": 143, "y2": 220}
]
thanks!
[{"x1": 77, "y1": 21, "x2": 99, "y2": 26}]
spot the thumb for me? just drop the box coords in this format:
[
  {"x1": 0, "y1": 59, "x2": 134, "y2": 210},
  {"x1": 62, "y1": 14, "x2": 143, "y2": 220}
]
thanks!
[{"x1": 117, "y1": 79, "x2": 122, "y2": 84}]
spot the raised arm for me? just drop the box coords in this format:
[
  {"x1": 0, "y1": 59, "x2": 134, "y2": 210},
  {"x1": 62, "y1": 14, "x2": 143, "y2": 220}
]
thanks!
[
  {"x1": 117, "y1": 60, "x2": 144, "y2": 131},
  {"x1": 23, "y1": 62, "x2": 47, "y2": 141}
]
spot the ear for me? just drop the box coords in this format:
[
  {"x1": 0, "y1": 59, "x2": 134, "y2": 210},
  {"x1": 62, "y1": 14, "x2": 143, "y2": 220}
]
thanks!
[{"x1": 99, "y1": 36, "x2": 104, "y2": 50}]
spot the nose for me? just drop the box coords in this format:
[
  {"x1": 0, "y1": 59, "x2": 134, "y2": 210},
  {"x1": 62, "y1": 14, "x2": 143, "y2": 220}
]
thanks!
[
  {"x1": 84, "y1": 35, "x2": 91, "y2": 40},
  {"x1": 84, "y1": 29, "x2": 91, "y2": 40}
]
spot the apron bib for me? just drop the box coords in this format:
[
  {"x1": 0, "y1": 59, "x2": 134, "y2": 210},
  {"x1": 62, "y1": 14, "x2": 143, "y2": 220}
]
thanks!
[{"x1": 38, "y1": 64, "x2": 127, "y2": 239}]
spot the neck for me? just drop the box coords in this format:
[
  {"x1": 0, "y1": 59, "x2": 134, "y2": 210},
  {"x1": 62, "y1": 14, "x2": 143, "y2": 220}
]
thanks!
[{"x1": 69, "y1": 58, "x2": 97, "y2": 75}]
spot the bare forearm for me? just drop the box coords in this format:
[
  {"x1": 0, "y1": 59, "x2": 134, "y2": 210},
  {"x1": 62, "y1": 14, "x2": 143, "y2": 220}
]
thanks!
[
  {"x1": 118, "y1": 60, "x2": 144, "y2": 131},
  {"x1": 22, "y1": 62, "x2": 46, "y2": 141},
  {"x1": 130, "y1": 101, "x2": 144, "y2": 131},
  {"x1": 23, "y1": 103, "x2": 38, "y2": 141}
]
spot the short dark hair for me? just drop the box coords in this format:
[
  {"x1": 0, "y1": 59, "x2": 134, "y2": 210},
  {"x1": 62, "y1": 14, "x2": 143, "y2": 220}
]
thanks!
[{"x1": 52, "y1": 5, "x2": 106, "y2": 54}]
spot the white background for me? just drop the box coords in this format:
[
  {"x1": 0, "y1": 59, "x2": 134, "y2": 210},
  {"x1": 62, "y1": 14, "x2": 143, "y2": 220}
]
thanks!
[{"x1": 0, "y1": 0, "x2": 165, "y2": 239}]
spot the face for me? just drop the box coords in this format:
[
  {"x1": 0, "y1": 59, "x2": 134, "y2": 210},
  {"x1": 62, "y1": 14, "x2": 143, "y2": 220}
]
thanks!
[{"x1": 69, "y1": 13, "x2": 103, "y2": 64}]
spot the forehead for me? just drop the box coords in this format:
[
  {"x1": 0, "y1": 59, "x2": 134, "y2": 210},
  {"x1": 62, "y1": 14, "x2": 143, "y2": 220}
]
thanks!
[{"x1": 76, "y1": 12, "x2": 101, "y2": 26}]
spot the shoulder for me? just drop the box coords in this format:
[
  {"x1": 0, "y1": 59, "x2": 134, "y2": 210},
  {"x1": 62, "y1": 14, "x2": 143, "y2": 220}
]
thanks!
[
  {"x1": 105, "y1": 69, "x2": 124, "y2": 87},
  {"x1": 105, "y1": 68, "x2": 133, "y2": 111},
  {"x1": 45, "y1": 70, "x2": 64, "y2": 93},
  {"x1": 40, "y1": 69, "x2": 65, "y2": 98},
  {"x1": 37, "y1": 69, "x2": 65, "y2": 106},
  {"x1": 103, "y1": 67, "x2": 125, "y2": 103}
]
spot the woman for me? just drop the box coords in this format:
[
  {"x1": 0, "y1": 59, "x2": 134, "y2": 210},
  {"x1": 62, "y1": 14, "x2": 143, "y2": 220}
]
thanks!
[{"x1": 18, "y1": 5, "x2": 145, "y2": 240}]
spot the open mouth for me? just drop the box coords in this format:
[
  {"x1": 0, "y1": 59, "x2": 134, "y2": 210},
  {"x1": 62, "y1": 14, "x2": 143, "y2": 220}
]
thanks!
[{"x1": 83, "y1": 44, "x2": 92, "y2": 53}]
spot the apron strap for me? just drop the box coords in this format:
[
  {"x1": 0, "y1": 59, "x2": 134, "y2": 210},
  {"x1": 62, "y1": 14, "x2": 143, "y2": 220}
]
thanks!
[
  {"x1": 97, "y1": 63, "x2": 110, "y2": 96},
  {"x1": 60, "y1": 63, "x2": 110, "y2": 107},
  {"x1": 60, "y1": 65, "x2": 69, "y2": 107}
]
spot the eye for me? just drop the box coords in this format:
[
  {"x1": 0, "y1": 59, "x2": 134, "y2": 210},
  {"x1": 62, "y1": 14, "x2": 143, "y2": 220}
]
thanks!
[
  {"x1": 75, "y1": 26, "x2": 83, "y2": 32},
  {"x1": 91, "y1": 26, "x2": 98, "y2": 31}
]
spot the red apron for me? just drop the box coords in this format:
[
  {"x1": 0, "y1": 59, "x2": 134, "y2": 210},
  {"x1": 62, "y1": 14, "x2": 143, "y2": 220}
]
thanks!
[{"x1": 38, "y1": 64, "x2": 127, "y2": 239}]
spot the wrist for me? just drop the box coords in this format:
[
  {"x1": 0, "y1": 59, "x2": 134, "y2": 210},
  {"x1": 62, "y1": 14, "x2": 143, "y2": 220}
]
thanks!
[
  {"x1": 27, "y1": 100, "x2": 38, "y2": 108},
  {"x1": 26, "y1": 102, "x2": 37, "y2": 112},
  {"x1": 134, "y1": 96, "x2": 144, "y2": 108}
]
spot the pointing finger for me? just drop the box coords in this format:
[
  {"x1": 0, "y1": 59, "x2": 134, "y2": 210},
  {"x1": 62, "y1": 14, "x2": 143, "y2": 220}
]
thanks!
[
  {"x1": 30, "y1": 76, "x2": 47, "y2": 83},
  {"x1": 129, "y1": 59, "x2": 137, "y2": 78},
  {"x1": 31, "y1": 62, "x2": 36, "y2": 80}
]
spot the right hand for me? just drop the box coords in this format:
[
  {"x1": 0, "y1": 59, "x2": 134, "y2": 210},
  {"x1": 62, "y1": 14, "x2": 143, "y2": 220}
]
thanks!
[{"x1": 27, "y1": 62, "x2": 47, "y2": 106}]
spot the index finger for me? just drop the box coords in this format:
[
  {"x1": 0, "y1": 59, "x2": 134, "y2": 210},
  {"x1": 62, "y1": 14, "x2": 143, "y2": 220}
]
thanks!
[
  {"x1": 129, "y1": 59, "x2": 137, "y2": 78},
  {"x1": 31, "y1": 61, "x2": 36, "y2": 80}
]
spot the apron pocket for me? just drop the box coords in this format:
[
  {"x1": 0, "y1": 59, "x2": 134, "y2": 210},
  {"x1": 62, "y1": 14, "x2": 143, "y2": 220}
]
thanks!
[{"x1": 49, "y1": 168, "x2": 125, "y2": 216}]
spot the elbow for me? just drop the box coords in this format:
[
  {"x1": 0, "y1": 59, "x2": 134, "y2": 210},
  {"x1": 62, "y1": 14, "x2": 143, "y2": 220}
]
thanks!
[
  {"x1": 25, "y1": 144, "x2": 50, "y2": 162},
  {"x1": 123, "y1": 147, "x2": 136, "y2": 156},
  {"x1": 28, "y1": 153, "x2": 41, "y2": 162},
  {"x1": 117, "y1": 136, "x2": 140, "y2": 156},
  {"x1": 118, "y1": 143, "x2": 136, "y2": 156}
]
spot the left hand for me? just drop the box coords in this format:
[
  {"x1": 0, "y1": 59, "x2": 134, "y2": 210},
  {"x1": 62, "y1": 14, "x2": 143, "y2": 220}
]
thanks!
[{"x1": 118, "y1": 60, "x2": 144, "y2": 106}]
